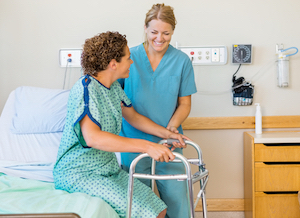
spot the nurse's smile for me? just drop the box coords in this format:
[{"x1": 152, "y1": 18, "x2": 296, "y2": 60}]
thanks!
[{"x1": 154, "y1": 41, "x2": 164, "y2": 46}]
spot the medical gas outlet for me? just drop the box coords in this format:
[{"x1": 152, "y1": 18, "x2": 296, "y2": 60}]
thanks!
[
  {"x1": 59, "y1": 49, "x2": 82, "y2": 67},
  {"x1": 178, "y1": 46, "x2": 227, "y2": 65}
]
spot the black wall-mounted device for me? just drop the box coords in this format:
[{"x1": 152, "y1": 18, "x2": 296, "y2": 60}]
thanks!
[{"x1": 232, "y1": 44, "x2": 252, "y2": 64}]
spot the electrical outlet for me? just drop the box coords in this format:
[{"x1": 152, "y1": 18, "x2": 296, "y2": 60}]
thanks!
[
  {"x1": 178, "y1": 46, "x2": 227, "y2": 65},
  {"x1": 59, "y1": 49, "x2": 82, "y2": 67}
]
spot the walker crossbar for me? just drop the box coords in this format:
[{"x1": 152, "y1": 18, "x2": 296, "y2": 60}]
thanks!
[
  {"x1": 133, "y1": 173, "x2": 188, "y2": 181},
  {"x1": 126, "y1": 140, "x2": 208, "y2": 218}
]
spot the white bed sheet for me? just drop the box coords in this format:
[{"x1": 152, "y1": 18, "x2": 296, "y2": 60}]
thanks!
[
  {"x1": 0, "y1": 90, "x2": 62, "y2": 182},
  {"x1": 0, "y1": 88, "x2": 123, "y2": 217},
  {"x1": 0, "y1": 88, "x2": 122, "y2": 182}
]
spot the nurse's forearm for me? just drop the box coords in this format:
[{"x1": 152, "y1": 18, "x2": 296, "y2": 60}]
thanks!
[
  {"x1": 167, "y1": 95, "x2": 191, "y2": 130},
  {"x1": 123, "y1": 106, "x2": 173, "y2": 139},
  {"x1": 122, "y1": 106, "x2": 188, "y2": 147}
]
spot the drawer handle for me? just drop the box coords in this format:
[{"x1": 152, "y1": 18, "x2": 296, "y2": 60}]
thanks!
[
  {"x1": 263, "y1": 162, "x2": 300, "y2": 165},
  {"x1": 264, "y1": 143, "x2": 300, "y2": 146},
  {"x1": 264, "y1": 191, "x2": 298, "y2": 195}
]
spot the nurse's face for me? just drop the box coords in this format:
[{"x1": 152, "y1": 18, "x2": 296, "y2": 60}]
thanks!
[
  {"x1": 117, "y1": 45, "x2": 133, "y2": 78},
  {"x1": 145, "y1": 19, "x2": 174, "y2": 54}
]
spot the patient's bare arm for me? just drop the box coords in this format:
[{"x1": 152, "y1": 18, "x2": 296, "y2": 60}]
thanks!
[{"x1": 79, "y1": 114, "x2": 175, "y2": 162}]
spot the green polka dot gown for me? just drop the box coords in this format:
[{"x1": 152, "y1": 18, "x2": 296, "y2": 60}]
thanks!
[{"x1": 53, "y1": 75, "x2": 167, "y2": 218}]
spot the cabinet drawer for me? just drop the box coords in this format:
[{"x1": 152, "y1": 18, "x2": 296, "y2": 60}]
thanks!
[
  {"x1": 255, "y1": 192, "x2": 300, "y2": 218},
  {"x1": 255, "y1": 163, "x2": 300, "y2": 191},
  {"x1": 255, "y1": 143, "x2": 300, "y2": 162}
]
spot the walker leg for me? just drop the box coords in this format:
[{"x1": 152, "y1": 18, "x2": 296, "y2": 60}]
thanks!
[
  {"x1": 126, "y1": 167, "x2": 135, "y2": 218},
  {"x1": 151, "y1": 158, "x2": 156, "y2": 191},
  {"x1": 201, "y1": 191, "x2": 208, "y2": 218},
  {"x1": 187, "y1": 178, "x2": 195, "y2": 218}
]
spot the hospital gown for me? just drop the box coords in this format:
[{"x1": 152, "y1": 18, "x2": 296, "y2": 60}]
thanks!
[{"x1": 53, "y1": 75, "x2": 166, "y2": 218}]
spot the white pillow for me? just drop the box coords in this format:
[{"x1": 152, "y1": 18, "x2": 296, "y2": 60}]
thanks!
[{"x1": 10, "y1": 86, "x2": 70, "y2": 134}]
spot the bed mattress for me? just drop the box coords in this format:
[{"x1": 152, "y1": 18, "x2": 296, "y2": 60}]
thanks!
[{"x1": 0, "y1": 173, "x2": 119, "y2": 218}]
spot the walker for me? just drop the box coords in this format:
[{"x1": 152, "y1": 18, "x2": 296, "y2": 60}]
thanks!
[{"x1": 126, "y1": 139, "x2": 209, "y2": 218}]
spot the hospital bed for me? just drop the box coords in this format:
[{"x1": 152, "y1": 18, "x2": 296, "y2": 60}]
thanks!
[{"x1": 0, "y1": 86, "x2": 119, "y2": 218}]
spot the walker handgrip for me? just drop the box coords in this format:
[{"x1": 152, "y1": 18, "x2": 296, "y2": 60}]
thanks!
[{"x1": 166, "y1": 138, "x2": 187, "y2": 145}]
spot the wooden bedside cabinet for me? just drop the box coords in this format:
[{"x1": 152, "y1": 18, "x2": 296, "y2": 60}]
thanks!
[{"x1": 244, "y1": 131, "x2": 300, "y2": 218}]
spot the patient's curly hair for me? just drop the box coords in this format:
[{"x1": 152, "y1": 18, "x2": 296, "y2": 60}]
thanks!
[{"x1": 81, "y1": 31, "x2": 127, "y2": 76}]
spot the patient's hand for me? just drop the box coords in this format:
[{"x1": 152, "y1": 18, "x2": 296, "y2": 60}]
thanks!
[{"x1": 146, "y1": 142, "x2": 175, "y2": 162}]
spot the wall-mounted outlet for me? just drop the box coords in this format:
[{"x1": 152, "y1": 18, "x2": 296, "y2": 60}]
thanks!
[
  {"x1": 59, "y1": 48, "x2": 82, "y2": 67},
  {"x1": 178, "y1": 46, "x2": 227, "y2": 65}
]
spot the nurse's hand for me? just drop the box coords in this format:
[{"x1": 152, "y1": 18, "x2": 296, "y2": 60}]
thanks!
[
  {"x1": 166, "y1": 125, "x2": 179, "y2": 134},
  {"x1": 165, "y1": 132, "x2": 191, "y2": 151}
]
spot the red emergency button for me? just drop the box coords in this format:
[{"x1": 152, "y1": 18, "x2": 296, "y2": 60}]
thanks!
[
  {"x1": 68, "y1": 54, "x2": 72, "y2": 57},
  {"x1": 190, "y1": 51, "x2": 194, "y2": 55}
]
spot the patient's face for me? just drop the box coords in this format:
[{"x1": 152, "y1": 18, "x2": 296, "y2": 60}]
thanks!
[{"x1": 117, "y1": 45, "x2": 133, "y2": 79}]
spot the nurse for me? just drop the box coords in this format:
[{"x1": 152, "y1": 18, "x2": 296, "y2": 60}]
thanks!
[{"x1": 119, "y1": 3, "x2": 197, "y2": 218}]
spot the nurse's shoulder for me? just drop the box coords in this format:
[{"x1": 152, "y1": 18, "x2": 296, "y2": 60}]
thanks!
[
  {"x1": 129, "y1": 43, "x2": 144, "y2": 58},
  {"x1": 169, "y1": 44, "x2": 192, "y2": 64},
  {"x1": 169, "y1": 45, "x2": 188, "y2": 58}
]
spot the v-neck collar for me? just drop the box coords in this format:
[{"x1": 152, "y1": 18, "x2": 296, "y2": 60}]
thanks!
[{"x1": 140, "y1": 43, "x2": 171, "y2": 76}]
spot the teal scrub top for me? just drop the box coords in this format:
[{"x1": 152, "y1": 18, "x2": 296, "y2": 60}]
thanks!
[{"x1": 119, "y1": 43, "x2": 197, "y2": 143}]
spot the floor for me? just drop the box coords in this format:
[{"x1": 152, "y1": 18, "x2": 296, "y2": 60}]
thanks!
[{"x1": 195, "y1": 212, "x2": 245, "y2": 218}]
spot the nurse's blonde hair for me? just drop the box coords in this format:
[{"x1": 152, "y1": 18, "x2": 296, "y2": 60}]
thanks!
[{"x1": 144, "y1": 3, "x2": 177, "y2": 45}]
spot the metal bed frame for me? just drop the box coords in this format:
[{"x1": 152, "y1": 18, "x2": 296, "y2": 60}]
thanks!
[{"x1": 126, "y1": 139, "x2": 209, "y2": 218}]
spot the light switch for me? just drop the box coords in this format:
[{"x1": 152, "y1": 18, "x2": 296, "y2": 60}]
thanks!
[{"x1": 212, "y1": 48, "x2": 220, "y2": 62}]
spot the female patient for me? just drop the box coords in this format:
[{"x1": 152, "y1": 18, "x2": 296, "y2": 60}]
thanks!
[{"x1": 53, "y1": 31, "x2": 188, "y2": 218}]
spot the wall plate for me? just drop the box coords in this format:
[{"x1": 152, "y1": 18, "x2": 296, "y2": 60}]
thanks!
[
  {"x1": 232, "y1": 44, "x2": 252, "y2": 64},
  {"x1": 178, "y1": 46, "x2": 227, "y2": 65},
  {"x1": 59, "y1": 48, "x2": 82, "y2": 67}
]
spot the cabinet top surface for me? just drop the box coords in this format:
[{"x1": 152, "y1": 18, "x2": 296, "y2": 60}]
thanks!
[{"x1": 246, "y1": 131, "x2": 300, "y2": 143}]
